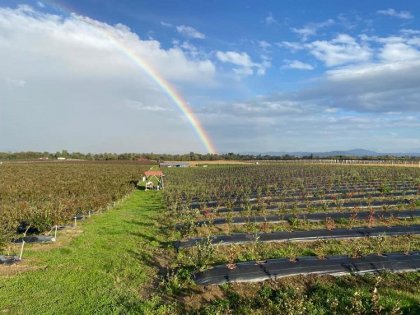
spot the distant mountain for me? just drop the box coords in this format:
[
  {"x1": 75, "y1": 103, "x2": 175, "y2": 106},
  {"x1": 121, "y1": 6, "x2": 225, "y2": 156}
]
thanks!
[
  {"x1": 242, "y1": 149, "x2": 420, "y2": 157},
  {"x1": 311, "y1": 149, "x2": 380, "y2": 157}
]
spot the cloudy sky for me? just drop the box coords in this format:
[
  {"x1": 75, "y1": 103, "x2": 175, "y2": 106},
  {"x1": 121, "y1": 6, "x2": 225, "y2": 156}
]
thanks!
[{"x1": 1, "y1": 1, "x2": 419, "y2": 153}]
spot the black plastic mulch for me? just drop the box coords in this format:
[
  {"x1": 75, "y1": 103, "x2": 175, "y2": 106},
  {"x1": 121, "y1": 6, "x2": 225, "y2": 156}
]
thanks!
[
  {"x1": 194, "y1": 251, "x2": 420, "y2": 285},
  {"x1": 0, "y1": 255, "x2": 19, "y2": 265},
  {"x1": 13, "y1": 235, "x2": 56, "y2": 244},
  {"x1": 176, "y1": 224, "x2": 420, "y2": 249}
]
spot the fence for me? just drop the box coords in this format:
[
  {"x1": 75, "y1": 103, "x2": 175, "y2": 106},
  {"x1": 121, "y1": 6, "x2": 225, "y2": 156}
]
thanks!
[{"x1": 266, "y1": 159, "x2": 420, "y2": 167}]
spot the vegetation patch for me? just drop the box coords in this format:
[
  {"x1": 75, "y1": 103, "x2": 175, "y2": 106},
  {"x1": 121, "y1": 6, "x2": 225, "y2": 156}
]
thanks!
[{"x1": 0, "y1": 190, "x2": 173, "y2": 314}]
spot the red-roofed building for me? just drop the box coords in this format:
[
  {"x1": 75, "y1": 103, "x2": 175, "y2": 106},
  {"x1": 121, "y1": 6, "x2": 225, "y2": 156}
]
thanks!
[
  {"x1": 144, "y1": 170, "x2": 164, "y2": 177},
  {"x1": 143, "y1": 170, "x2": 164, "y2": 190}
]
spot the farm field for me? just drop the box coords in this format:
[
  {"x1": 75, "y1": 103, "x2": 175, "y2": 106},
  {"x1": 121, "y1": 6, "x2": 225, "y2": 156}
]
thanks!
[
  {"x1": 161, "y1": 164, "x2": 420, "y2": 313},
  {"x1": 3, "y1": 1, "x2": 420, "y2": 314},
  {"x1": 0, "y1": 162, "x2": 150, "y2": 252},
  {"x1": 0, "y1": 162, "x2": 419, "y2": 314}
]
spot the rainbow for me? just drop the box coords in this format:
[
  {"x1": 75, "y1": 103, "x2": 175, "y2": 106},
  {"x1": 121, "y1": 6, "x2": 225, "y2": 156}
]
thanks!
[{"x1": 39, "y1": 0, "x2": 217, "y2": 154}]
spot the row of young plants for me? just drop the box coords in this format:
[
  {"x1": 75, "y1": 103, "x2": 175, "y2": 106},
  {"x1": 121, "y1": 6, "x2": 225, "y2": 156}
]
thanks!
[
  {"x1": 177, "y1": 184, "x2": 418, "y2": 209},
  {"x1": 184, "y1": 178, "x2": 416, "y2": 198},
  {"x1": 164, "y1": 164, "x2": 420, "y2": 239},
  {"x1": 0, "y1": 162, "x2": 150, "y2": 252},
  {"x1": 188, "y1": 188, "x2": 418, "y2": 210},
  {"x1": 171, "y1": 192, "x2": 419, "y2": 239},
  {"x1": 157, "y1": 164, "x2": 420, "y2": 313},
  {"x1": 181, "y1": 214, "x2": 420, "y2": 239},
  {"x1": 181, "y1": 182, "x2": 418, "y2": 211},
  {"x1": 175, "y1": 196, "x2": 419, "y2": 218},
  {"x1": 164, "y1": 164, "x2": 419, "y2": 206},
  {"x1": 176, "y1": 234, "x2": 420, "y2": 271},
  {"x1": 165, "y1": 165, "x2": 418, "y2": 237}
]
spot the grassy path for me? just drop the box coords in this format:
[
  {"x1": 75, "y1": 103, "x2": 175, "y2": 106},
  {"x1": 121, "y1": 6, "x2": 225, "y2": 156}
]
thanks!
[{"x1": 0, "y1": 191, "x2": 167, "y2": 314}]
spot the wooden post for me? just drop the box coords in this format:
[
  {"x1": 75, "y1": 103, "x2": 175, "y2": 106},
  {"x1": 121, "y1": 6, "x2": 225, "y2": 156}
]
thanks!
[
  {"x1": 74, "y1": 216, "x2": 77, "y2": 227},
  {"x1": 23, "y1": 224, "x2": 31, "y2": 237},
  {"x1": 19, "y1": 240, "x2": 25, "y2": 260}
]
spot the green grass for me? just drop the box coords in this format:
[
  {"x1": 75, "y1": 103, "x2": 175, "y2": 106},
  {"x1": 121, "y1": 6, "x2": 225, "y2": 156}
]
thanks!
[
  {"x1": 193, "y1": 273, "x2": 420, "y2": 314},
  {"x1": 0, "y1": 190, "x2": 170, "y2": 315},
  {"x1": 1, "y1": 189, "x2": 418, "y2": 314}
]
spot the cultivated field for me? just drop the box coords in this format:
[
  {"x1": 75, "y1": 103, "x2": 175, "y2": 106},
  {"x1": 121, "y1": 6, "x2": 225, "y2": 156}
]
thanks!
[
  {"x1": 0, "y1": 161, "x2": 149, "y2": 248},
  {"x1": 162, "y1": 164, "x2": 420, "y2": 313},
  {"x1": 1, "y1": 162, "x2": 419, "y2": 314}
]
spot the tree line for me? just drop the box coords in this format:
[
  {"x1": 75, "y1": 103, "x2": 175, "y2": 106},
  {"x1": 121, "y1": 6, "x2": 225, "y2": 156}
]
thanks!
[{"x1": 0, "y1": 151, "x2": 419, "y2": 162}]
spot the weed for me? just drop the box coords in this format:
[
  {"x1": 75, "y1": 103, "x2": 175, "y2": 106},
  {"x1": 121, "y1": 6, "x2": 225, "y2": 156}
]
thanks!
[
  {"x1": 314, "y1": 240, "x2": 329, "y2": 260},
  {"x1": 325, "y1": 217, "x2": 336, "y2": 230},
  {"x1": 196, "y1": 236, "x2": 215, "y2": 271},
  {"x1": 369, "y1": 233, "x2": 386, "y2": 256}
]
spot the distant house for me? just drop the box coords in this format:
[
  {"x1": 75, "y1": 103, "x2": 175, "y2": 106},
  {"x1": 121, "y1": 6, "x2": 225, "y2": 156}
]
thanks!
[
  {"x1": 57, "y1": 157, "x2": 66, "y2": 160},
  {"x1": 159, "y1": 162, "x2": 189, "y2": 168}
]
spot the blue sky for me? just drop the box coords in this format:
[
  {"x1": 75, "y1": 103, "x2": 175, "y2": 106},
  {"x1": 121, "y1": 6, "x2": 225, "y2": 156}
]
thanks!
[{"x1": 0, "y1": 1, "x2": 419, "y2": 153}]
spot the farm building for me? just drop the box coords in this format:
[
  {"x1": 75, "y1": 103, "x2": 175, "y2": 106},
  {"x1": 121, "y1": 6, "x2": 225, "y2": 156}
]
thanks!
[
  {"x1": 142, "y1": 170, "x2": 164, "y2": 190},
  {"x1": 159, "y1": 162, "x2": 190, "y2": 168}
]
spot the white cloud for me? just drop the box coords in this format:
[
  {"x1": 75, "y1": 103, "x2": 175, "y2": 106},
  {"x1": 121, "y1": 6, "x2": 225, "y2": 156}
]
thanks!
[
  {"x1": 265, "y1": 13, "x2": 277, "y2": 25},
  {"x1": 173, "y1": 40, "x2": 201, "y2": 58},
  {"x1": 306, "y1": 55, "x2": 420, "y2": 113},
  {"x1": 337, "y1": 13, "x2": 362, "y2": 30},
  {"x1": 401, "y1": 29, "x2": 420, "y2": 35},
  {"x1": 208, "y1": 32, "x2": 420, "y2": 119},
  {"x1": 0, "y1": 7, "x2": 216, "y2": 83},
  {"x1": 216, "y1": 51, "x2": 270, "y2": 76},
  {"x1": 377, "y1": 8, "x2": 413, "y2": 19},
  {"x1": 198, "y1": 74, "x2": 420, "y2": 152},
  {"x1": 278, "y1": 41, "x2": 304, "y2": 51},
  {"x1": 199, "y1": 94, "x2": 420, "y2": 152},
  {"x1": 160, "y1": 21, "x2": 172, "y2": 27},
  {"x1": 258, "y1": 40, "x2": 271, "y2": 50},
  {"x1": 234, "y1": 100, "x2": 304, "y2": 115},
  {"x1": 205, "y1": 31, "x2": 420, "y2": 152},
  {"x1": 291, "y1": 19, "x2": 334, "y2": 41},
  {"x1": 199, "y1": 98, "x2": 306, "y2": 117},
  {"x1": 258, "y1": 55, "x2": 271, "y2": 75},
  {"x1": 282, "y1": 60, "x2": 314, "y2": 70},
  {"x1": 216, "y1": 51, "x2": 253, "y2": 67},
  {"x1": 176, "y1": 25, "x2": 205, "y2": 39},
  {"x1": 308, "y1": 34, "x2": 372, "y2": 66},
  {"x1": 0, "y1": 6, "x2": 216, "y2": 153},
  {"x1": 380, "y1": 42, "x2": 420, "y2": 62},
  {"x1": 319, "y1": 33, "x2": 420, "y2": 112},
  {"x1": 357, "y1": 33, "x2": 420, "y2": 62}
]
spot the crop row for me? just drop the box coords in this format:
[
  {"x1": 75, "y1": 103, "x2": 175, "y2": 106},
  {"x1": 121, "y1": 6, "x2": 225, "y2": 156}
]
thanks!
[
  {"x1": 163, "y1": 164, "x2": 420, "y2": 287},
  {"x1": 164, "y1": 164, "x2": 420, "y2": 205},
  {"x1": 0, "y1": 162, "x2": 149, "y2": 250}
]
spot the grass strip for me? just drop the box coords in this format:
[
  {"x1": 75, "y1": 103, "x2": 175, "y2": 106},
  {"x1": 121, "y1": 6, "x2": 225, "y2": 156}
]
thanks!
[{"x1": 0, "y1": 190, "x2": 167, "y2": 315}]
